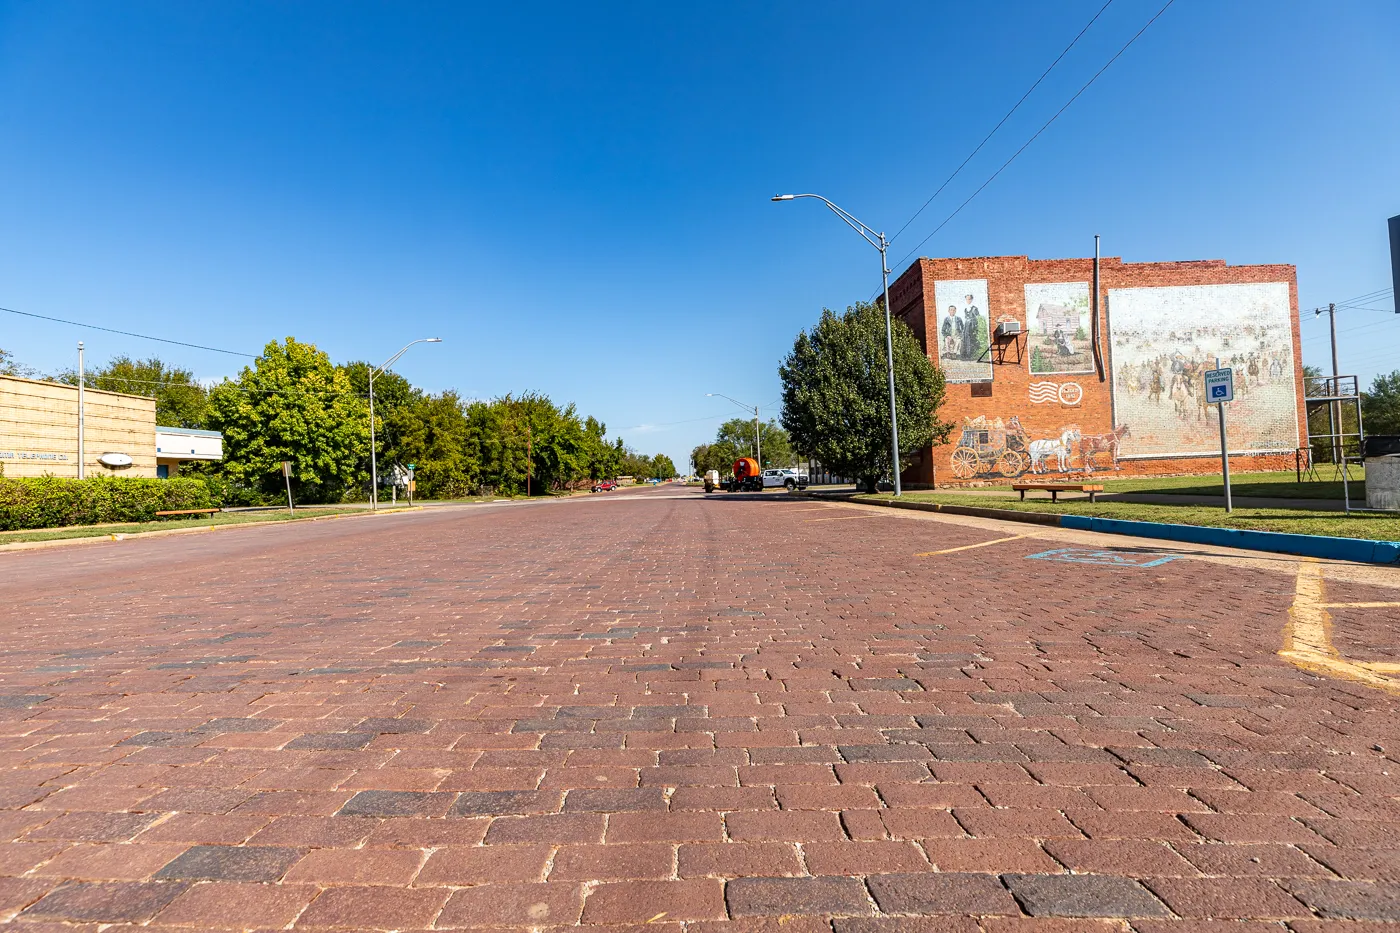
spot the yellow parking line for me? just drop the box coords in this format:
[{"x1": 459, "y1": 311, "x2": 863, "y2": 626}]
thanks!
[
  {"x1": 1320, "y1": 602, "x2": 1400, "y2": 609},
  {"x1": 1279, "y1": 559, "x2": 1400, "y2": 696},
  {"x1": 915, "y1": 534, "x2": 1032, "y2": 557},
  {"x1": 805, "y1": 515, "x2": 881, "y2": 523}
]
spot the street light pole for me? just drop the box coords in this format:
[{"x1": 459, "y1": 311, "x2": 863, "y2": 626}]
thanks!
[
  {"x1": 76, "y1": 341, "x2": 86, "y2": 479},
  {"x1": 369, "y1": 338, "x2": 442, "y2": 511},
  {"x1": 772, "y1": 194, "x2": 901, "y2": 495},
  {"x1": 707, "y1": 392, "x2": 762, "y2": 465}
]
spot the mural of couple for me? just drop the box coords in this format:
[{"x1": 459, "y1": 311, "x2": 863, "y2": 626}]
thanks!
[
  {"x1": 935, "y1": 279, "x2": 1096, "y2": 382},
  {"x1": 933, "y1": 279, "x2": 992, "y2": 383}
]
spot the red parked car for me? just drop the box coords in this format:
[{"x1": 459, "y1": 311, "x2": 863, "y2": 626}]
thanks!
[{"x1": 591, "y1": 481, "x2": 618, "y2": 492}]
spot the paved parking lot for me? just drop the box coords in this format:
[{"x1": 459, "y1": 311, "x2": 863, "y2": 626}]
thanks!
[{"x1": 2, "y1": 487, "x2": 1399, "y2": 930}]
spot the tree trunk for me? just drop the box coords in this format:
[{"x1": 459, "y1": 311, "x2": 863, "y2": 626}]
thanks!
[{"x1": 861, "y1": 476, "x2": 880, "y2": 494}]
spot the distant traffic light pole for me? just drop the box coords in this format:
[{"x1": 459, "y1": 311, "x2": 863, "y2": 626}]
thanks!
[
  {"x1": 772, "y1": 194, "x2": 901, "y2": 496},
  {"x1": 369, "y1": 338, "x2": 441, "y2": 511},
  {"x1": 707, "y1": 392, "x2": 762, "y2": 467}
]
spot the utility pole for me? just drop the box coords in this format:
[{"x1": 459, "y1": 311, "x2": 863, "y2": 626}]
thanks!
[
  {"x1": 1317, "y1": 302, "x2": 1342, "y2": 464},
  {"x1": 526, "y1": 424, "x2": 532, "y2": 497},
  {"x1": 76, "y1": 341, "x2": 85, "y2": 479},
  {"x1": 754, "y1": 405, "x2": 761, "y2": 467}
]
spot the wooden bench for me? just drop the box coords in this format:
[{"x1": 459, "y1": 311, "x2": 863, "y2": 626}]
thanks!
[
  {"x1": 155, "y1": 508, "x2": 222, "y2": 517},
  {"x1": 1011, "y1": 483, "x2": 1104, "y2": 504}
]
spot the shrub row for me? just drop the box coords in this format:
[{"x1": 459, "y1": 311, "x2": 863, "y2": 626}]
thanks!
[{"x1": 0, "y1": 477, "x2": 213, "y2": 530}]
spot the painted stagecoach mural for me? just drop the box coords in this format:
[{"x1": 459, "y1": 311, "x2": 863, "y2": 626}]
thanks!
[
  {"x1": 933, "y1": 279, "x2": 993, "y2": 383},
  {"x1": 1026, "y1": 282, "x2": 1094, "y2": 375},
  {"x1": 1108, "y1": 282, "x2": 1298, "y2": 458},
  {"x1": 947, "y1": 415, "x2": 1129, "y2": 479}
]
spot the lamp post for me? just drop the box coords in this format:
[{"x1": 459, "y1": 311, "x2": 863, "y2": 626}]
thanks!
[
  {"x1": 707, "y1": 392, "x2": 761, "y2": 467},
  {"x1": 370, "y1": 338, "x2": 441, "y2": 510},
  {"x1": 76, "y1": 341, "x2": 86, "y2": 479},
  {"x1": 772, "y1": 193, "x2": 902, "y2": 496}
]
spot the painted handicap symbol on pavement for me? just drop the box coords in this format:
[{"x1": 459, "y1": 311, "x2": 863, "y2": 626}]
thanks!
[{"x1": 1026, "y1": 547, "x2": 1181, "y2": 568}]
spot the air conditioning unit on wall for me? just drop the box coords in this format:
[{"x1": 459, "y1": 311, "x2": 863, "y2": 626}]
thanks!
[{"x1": 994, "y1": 320, "x2": 1023, "y2": 339}]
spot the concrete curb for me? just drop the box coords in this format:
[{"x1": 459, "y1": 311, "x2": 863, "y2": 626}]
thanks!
[
  {"x1": 1058, "y1": 514, "x2": 1400, "y2": 565},
  {"x1": 826, "y1": 494, "x2": 1400, "y2": 566}
]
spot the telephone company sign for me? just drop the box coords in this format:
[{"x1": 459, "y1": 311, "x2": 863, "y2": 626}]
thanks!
[{"x1": 0, "y1": 451, "x2": 70, "y2": 462}]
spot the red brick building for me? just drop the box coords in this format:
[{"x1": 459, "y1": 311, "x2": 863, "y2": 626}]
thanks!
[{"x1": 889, "y1": 255, "x2": 1304, "y2": 486}]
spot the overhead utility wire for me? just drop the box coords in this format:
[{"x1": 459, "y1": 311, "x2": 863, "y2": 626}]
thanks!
[
  {"x1": 889, "y1": 0, "x2": 1177, "y2": 272},
  {"x1": 1, "y1": 305, "x2": 255, "y2": 358},
  {"x1": 888, "y1": 0, "x2": 1116, "y2": 246},
  {"x1": 1340, "y1": 287, "x2": 1393, "y2": 305}
]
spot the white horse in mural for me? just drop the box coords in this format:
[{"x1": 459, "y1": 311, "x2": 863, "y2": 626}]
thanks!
[{"x1": 1027, "y1": 427, "x2": 1081, "y2": 473}]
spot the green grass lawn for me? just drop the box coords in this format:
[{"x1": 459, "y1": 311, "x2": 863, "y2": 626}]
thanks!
[
  {"x1": 1090, "y1": 468, "x2": 1366, "y2": 501},
  {"x1": 859, "y1": 490, "x2": 1400, "y2": 542},
  {"x1": 0, "y1": 506, "x2": 397, "y2": 545}
]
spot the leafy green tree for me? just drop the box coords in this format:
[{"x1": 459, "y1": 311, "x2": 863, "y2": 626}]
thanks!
[
  {"x1": 715, "y1": 417, "x2": 794, "y2": 467},
  {"x1": 58, "y1": 356, "x2": 209, "y2": 428},
  {"x1": 465, "y1": 398, "x2": 526, "y2": 494},
  {"x1": 341, "y1": 362, "x2": 423, "y2": 480},
  {"x1": 1363, "y1": 370, "x2": 1400, "y2": 436},
  {"x1": 1, "y1": 348, "x2": 39, "y2": 378},
  {"x1": 649, "y1": 454, "x2": 677, "y2": 479},
  {"x1": 583, "y1": 417, "x2": 622, "y2": 481},
  {"x1": 514, "y1": 394, "x2": 589, "y2": 493},
  {"x1": 692, "y1": 442, "x2": 739, "y2": 476},
  {"x1": 397, "y1": 391, "x2": 478, "y2": 499},
  {"x1": 780, "y1": 301, "x2": 949, "y2": 492},
  {"x1": 205, "y1": 338, "x2": 370, "y2": 502},
  {"x1": 617, "y1": 448, "x2": 653, "y2": 481}
]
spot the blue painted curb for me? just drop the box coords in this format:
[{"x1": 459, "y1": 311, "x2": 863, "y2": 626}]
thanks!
[{"x1": 1059, "y1": 514, "x2": 1400, "y2": 565}]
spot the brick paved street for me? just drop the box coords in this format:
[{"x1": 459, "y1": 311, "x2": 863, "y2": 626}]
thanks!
[{"x1": 2, "y1": 487, "x2": 1399, "y2": 930}]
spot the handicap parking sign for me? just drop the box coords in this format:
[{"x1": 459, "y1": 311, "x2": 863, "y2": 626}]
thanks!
[{"x1": 1204, "y1": 368, "x2": 1234, "y2": 403}]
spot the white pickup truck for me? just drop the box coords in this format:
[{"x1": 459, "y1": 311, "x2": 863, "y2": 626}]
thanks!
[{"x1": 760, "y1": 468, "x2": 809, "y2": 491}]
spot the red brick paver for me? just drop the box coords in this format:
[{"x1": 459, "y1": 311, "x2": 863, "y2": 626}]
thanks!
[{"x1": 1, "y1": 489, "x2": 1398, "y2": 929}]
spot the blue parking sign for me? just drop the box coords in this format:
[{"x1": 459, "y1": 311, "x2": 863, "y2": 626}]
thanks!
[{"x1": 1203, "y1": 367, "x2": 1234, "y2": 403}]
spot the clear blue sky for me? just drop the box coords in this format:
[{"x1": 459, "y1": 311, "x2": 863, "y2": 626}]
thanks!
[{"x1": 3, "y1": 1, "x2": 1397, "y2": 468}]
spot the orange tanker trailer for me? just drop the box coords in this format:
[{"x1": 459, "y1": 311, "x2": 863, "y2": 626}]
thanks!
[{"x1": 728, "y1": 457, "x2": 763, "y2": 492}]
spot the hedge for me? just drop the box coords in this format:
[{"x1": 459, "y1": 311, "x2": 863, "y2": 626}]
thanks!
[{"x1": 0, "y1": 476, "x2": 214, "y2": 531}]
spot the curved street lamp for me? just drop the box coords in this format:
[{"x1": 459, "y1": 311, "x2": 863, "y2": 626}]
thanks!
[
  {"x1": 370, "y1": 338, "x2": 442, "y2": 510},
  {"x1": 706, "y1": 392, "x2": 762, "y2": 466},
  {"x1": 772, "y1": 193, "x2": 901, "y2": 495}
]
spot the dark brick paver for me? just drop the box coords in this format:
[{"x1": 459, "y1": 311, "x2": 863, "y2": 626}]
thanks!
[{"x1": 1, "y1": 489, "x2": 1398, "y2": 928}]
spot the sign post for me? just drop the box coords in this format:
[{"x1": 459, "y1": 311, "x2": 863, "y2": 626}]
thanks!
[
  {"x1": 281, "y1": 461, "x2": 294, "y2": 515},
  {"x1": 1204, "y1": 361, "x2": 1234, "y2": 513},
  {"x1": 406, "y1": 464, "x2": 415, "y2": 506}
]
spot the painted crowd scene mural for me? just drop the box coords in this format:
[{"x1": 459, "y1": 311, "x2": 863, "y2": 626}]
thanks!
[
  {"x1": 1026, "y1": 281, "x2": 1094, "y2": 375},
  {"x1": 933, "y1": 278, "x2": 992, "y2": 383},
  {"x1": 1108, "y1": 282, "x2": 1298, "y2": 458}
]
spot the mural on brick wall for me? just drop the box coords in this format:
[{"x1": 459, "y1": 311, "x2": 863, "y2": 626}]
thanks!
[
  {"x1": 933, "y1": 279, "x2": 993, "y2": 383},
  {"x1": 1026, "y1": 282, "x2": 1094, "y2": 375},
  {"x1": 1109, "y1": 282, "x2": 1297, "y2": 458},
  {"x1": 947, "y1": 415, "x2": 1130, "y2": 479}
]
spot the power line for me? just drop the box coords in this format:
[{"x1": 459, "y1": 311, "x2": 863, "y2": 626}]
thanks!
[
  {"x1": 1, "y1": 305, "x2": 255, "y2": 357},
  {"x1": 889, "y1": 0, "x2": 1177, "y2": 272},
  {"x1": 1339, "y1": 287, "x2": 1393, "y2": 305},
  {"x1": 888, "y1": 0, "x2": 1116, "y2": 246}
]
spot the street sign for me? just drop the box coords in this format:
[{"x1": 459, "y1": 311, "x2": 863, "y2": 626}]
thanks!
[
  {"x1": 1204, "y1": 368, "x2": 1234, "y2": 403},
  {"x1": 1207, "y1": 360, "x2": 1234, "y2": 513},
  {"x1": 281, "y1": 461, "x2": 292, "y2": 478},
  {"x1": 406, "y1": 464, "x2": 415, "y2": 470}
]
